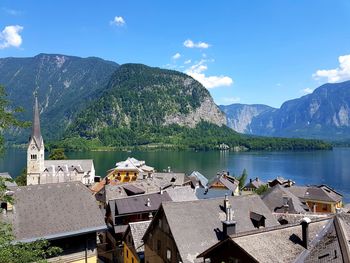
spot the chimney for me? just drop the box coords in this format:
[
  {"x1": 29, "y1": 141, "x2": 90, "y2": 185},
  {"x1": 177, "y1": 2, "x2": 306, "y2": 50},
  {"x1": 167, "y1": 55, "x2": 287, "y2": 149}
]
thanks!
[
  {"x1": 222, "y1": 207, "x2": 236, "y2": 237},
  {"x1": 159, "y1": 187, "x2": 163, "y2": 195},
  {"x1": 282, "y1": 194, "x2": 289, "y2": 213},
  {"x1": 300, "y1": 217, "x2": 311, "y2": 249},
  {"x1": 224, "y1": 194, "x2": 229, "y2": 210},
  {"x1": 146, "y1": 198, "x2": 151, "y2": 207},
  {"x1": 148, "y1": 212, "x2": 153, "y2": 220}
]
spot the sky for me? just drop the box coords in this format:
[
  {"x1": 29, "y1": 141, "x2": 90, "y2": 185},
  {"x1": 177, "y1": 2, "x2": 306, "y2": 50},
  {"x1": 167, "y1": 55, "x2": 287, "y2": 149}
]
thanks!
[{"x1": 1, "y1": 0, "x2": 350, "y2": 108}]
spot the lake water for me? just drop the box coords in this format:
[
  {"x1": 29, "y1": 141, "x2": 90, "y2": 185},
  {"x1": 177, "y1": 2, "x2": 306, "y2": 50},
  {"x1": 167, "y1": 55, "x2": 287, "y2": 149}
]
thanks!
[{"x1": 2, "y1": 147, "x2": 350, "y2": 202}]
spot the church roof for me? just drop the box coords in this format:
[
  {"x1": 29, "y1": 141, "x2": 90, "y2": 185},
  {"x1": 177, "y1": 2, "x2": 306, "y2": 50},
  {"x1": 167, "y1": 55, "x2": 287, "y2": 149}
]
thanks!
[{"x1": 31, "y1": 96, "x2": 43, "y2": 149}]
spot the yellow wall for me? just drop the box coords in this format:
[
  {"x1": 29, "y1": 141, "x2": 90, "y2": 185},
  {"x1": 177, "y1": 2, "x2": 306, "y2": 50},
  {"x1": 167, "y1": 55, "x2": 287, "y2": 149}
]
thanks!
[
  {"x1": 108, "y1": 171, "x2": 138, "y2": 183},
  {"x1": 306, "y1": 200, "x2": 342, "y2": 213},
  {"x1": 123, "y1": 242, "x2": 139, "y2": 263}
]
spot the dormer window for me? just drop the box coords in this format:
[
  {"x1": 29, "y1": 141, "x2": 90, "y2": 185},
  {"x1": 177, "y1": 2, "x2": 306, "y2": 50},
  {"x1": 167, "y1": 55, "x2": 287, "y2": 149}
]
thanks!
[{"x1": 250, "y1": 211, "x2": 266, "y2": 228}]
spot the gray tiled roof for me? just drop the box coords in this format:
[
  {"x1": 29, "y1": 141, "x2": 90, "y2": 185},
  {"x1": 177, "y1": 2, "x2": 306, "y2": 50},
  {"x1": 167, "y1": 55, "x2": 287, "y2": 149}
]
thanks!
[
  {"x1": 111, "y1": 192, "x2": 172, "y2": 217},
  {"x1": 3, "y1": 182, "x2": 106, "y2": 242},
  {"x1": 209, "y1": 175, "x2": 239, "y2": 192},
  {"x1": 0, "y1": 172, "x2": 17, "y2": 187},
  {"x1": 189, "y1": 171, "x2": 208, "y2": 188},
  {"x1": 44, "y1": 159, "x2": 94, "y2": 174},
  {"x1": 262, "y1": 184, "x2": 309, "y2": 214},
  {"x1": 164, "y1": 186, "x2": 198, "y2": 202},
  {"x1": 160, "y1": 194, "x2": 279, "y2": 263},
  {"x1": 152, "y1": 172, "x2": 187, "y2": 186},
  {"x1": 129, "y1": 220, "x2": 151, "y2": 253},
  {"x1": 288, "y1": 185, "x2": 343, "y2": 203},
  {"x1": 244, "y1": 178, "x2": 266, "y2": 189},
  {"x1": 231, "y1": 219, "x2": 331, "y2": 263}
]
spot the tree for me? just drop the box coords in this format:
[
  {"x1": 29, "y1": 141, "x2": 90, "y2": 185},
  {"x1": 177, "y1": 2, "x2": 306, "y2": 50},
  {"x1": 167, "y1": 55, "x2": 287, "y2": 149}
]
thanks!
[
  {"x1": 0, "y1": 85, "x2": 29, "y2": 152},
  {"x1": 48, "y1": 148, "x2": 67, "y2": 160},
  {"x1": 0, "y1": 87, "x2": 61, "y2": 262},
  {"x1": 15, "y1": 167, "x2": 27, "y2": 186},
  {"x1": 255, "y1": 184, "x2": 269, "y2": 195},
  {"x1": 0, "y1": 177, "x2": 62, "y2": 262},
  {"x1": 238, "y1": 168, "x2": 248, "y2": 189}
]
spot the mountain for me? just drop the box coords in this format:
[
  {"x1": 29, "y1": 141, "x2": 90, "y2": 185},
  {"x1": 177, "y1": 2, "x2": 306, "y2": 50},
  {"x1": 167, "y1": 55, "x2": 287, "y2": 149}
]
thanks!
[
  {"x1": 0, "y1": 53, "x2": 119, "y2": 142},
  {"x1": 66, "y1": 63, "x2": 226, "y2": 139},
  {"x1": 220, "y1": 104, "x2": 275, "y2": 133},
  {"x1": 223, "y1": 81, "x2": 350, "y2": 140}
]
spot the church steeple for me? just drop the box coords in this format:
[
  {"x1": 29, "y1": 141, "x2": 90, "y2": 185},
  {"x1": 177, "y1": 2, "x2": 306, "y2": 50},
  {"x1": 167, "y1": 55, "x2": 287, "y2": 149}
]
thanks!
[
  {"x1": 31, "y1": 95, "x2": 43, "y2": 148},
  {"x1": 27, "y1": 94, "x2": 45, "y2": 185}
]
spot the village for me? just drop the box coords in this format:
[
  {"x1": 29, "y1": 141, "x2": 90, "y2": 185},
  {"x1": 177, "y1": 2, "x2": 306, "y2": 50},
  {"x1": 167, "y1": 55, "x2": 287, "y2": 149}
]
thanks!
[{"x1": 1, "y1": 98, "x2": 350, "y2": 263}]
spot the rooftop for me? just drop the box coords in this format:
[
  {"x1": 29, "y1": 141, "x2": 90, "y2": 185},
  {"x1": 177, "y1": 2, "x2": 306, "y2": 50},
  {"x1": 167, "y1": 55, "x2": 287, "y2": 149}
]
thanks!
[
  {"x1": 148, "y1": 194, "x2": 279, "y2": 263},
  {"x1": 2, "y1": 182, "x2": 106, "y2": 242}
]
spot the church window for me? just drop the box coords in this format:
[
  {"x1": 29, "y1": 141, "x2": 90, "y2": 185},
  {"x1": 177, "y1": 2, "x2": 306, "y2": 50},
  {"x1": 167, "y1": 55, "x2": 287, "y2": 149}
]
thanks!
[{"x1": 31, "y1": 154, "x2": 37, "y2": 160}]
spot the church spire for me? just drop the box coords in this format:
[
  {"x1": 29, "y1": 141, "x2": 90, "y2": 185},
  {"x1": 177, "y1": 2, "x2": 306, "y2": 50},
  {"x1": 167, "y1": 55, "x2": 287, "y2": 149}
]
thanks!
[{"x1": 32, "y1": 95, "x2": 43, "y2": 148}]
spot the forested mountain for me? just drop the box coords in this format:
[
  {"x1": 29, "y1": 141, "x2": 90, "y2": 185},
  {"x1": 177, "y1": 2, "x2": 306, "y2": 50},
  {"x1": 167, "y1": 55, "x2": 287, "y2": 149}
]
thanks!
[
  {"x1": 223, "y1": 81, "x2": 350, "y2": 141},
  {"x1": 0, "y1": 53, "x2": 119, "y2": 142},
  {"x1": 0, "y1": 54, "x2": 330, "y2": 150}
]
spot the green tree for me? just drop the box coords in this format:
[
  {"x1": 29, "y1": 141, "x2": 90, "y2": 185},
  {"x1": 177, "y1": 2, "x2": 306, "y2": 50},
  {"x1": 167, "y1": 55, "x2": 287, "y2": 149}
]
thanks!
[
  {"x1": 0, "y1": 86, "x2": 62, "y2": 262},
  {"x1": 48, "y1": 148, "x2": 67, "y2": 160},
  {"x1": 238, "y1": 168, "x2": 248, "y2": 189},
  {"x1": 255, "y1": 184, "x2": 269, "y2": 195},
  {"x1": 0, "y1": 177, "x2": 62, "y2": 262},
  {"x1": 15, "y1": 167, "x2": 27, "y2": 186}
]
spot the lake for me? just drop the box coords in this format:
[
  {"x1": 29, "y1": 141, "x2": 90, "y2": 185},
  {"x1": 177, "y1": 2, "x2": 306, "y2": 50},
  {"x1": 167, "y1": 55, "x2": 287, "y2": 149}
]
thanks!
[{"x1": 2, "y1": 147, "x2": 350, "y2": 202}]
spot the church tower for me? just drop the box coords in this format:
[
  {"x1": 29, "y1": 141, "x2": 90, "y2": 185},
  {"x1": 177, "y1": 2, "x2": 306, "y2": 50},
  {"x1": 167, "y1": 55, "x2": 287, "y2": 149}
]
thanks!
[{"x1": 27, "y1": 96, "x2": 45, "y2": 185}]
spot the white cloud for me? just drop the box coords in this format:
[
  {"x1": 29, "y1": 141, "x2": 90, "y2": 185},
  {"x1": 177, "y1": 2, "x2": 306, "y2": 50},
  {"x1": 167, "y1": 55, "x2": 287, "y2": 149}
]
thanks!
[
  {"x1": 110, "y1": 16, "x2": 126, "y2": 26},
  {"x1": 301, "y1": 88, "x2": 314, "y2": 94},
  {"x1": 313, "y1": 54, "x2": 350, "y2": 83},
  {"x1": 183, "y1": 39, "x2": 210, "y2": 49},
  {"x1": 172, "y1": 53, "x2": 181, "y2": 60},
  {"x1": 185, "y1": 59, "x2": 233, "y2": 89},
  {"x1": 0, "y1": 25, "x2": 23, "y2": 49},
  {"x1": 184, "y1": 59, "x2": 191, "y2": 64},
  {"x1": 222, "y1": 97, "x2": 241, "y2": 104}
]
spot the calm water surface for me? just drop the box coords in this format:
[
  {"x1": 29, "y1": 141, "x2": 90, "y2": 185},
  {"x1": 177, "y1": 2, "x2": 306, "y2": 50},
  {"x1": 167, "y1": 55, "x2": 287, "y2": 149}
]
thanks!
[{"x1": 2, "y1": 147, "x2": 350, "y2": 202}]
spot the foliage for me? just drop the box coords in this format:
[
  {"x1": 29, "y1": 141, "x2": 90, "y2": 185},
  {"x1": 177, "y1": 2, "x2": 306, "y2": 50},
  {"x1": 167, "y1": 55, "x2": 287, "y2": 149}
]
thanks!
[
  {"x1": 48, "y1": 148, "x2": 67, "y2": 160},
  {"x1": 238, "y1": 169, "x2": 248, "y2": 189},
  {"x1": 15, "y1": 167, "x2": 27, "y2": 186},
  {"x1": 255, "y1": 184, "x2": 269, "y2": 195},
  {"x1": 0, "y1": 178, "x2": 62, "y2": 263},
  {"x1": 0, "y1": 87, "x2": 62, "y2": 262},
  {"x1": 0, "y1": 85, "x2": 29, "y2": 151},
  {"x1": 56, "y1": 120, "x2": 332, "y2": 152}
]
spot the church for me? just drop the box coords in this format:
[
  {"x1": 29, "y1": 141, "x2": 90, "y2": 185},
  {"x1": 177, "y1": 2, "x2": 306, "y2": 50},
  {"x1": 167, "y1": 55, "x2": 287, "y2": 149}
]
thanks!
[{"x1": 27, "y1": 97, "x2": 95, "y2": 186}]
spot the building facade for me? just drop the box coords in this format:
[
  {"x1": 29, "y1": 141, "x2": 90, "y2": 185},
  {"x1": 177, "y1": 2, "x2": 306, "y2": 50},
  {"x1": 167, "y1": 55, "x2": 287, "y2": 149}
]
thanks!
[{"x1": 26, "y1": 97, "x2": 95, "y2": 185}]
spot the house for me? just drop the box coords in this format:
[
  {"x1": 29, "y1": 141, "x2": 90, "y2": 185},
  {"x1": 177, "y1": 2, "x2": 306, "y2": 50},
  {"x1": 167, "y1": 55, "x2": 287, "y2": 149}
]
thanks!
[
  {"x1": 27, "y1": 97, "x2": 95, "y2": 186},
  {"x1": 107, "y1": 157, "x2": 154, "y2": 183},
  {"x1": 206, "y1": 172, "x2": 240, "y2": 198},
  {"x1": 107, "y1": 191, "x2": 173, "y2": 238},
  {"x1": 243, "y1": 177, "x2": 266, "y2": 192},
  {"x1": 262, "y1": 184, "x2": 310, "y2": 215},
  {"x1": 142, "y1": 194, "x2": 280, "y2": 263},
  {"x1": 268, "y1": 177, "x2": 295, "y2": 188},
  {"x1": 0, "y1": 182, "x2": 107, "y2": 262},
  {"x1": 123, "y1": 220, "x2": 151, "y2": 263},
  {"x1": 188, "y1": 171, "x2": 209, "y2": 189},
  {"x1": 198, "y1": 213, "x2": 350, "y2": 263},
  {"x1": 288, "y1": 184, "x2": 343, "y2": 213}
]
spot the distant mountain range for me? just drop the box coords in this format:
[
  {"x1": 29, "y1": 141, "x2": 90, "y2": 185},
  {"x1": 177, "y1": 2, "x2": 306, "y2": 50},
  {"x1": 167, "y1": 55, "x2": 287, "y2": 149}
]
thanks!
[
  {"x1": 221, "y1": 81, "x2": 350, "y2": 141},
  {"x1": 0, "y1": 53, "x2": 119, "y2": 142},
  {"x1": 0, "y1": 53, "x2": 338, "y2": 149}
]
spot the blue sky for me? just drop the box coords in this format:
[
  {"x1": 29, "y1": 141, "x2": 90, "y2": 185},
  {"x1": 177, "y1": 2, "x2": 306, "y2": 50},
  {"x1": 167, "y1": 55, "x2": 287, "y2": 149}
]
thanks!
[{"x1": 1, "y1": 1, "x2": 350, "y2": 107}]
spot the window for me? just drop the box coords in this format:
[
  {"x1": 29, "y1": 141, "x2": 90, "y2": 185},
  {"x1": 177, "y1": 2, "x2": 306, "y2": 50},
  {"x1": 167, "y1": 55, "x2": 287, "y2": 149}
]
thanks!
[
  {"x1": 126, "y1": 249, "x2": 129, "y2": 258},
  {"x1": 323, "y1": 204, "x2": 328, "y2": 211},
  {"x1": 158, "y1": 219, "x2": 162, "y2": 228},
  {"x1": 31, "y1": 154, "x2": 37, "y2": 160},
  {"x1": 132, "y1": 258, "x2": 134, "y2": 263},
  {"x1": 157, "y1": 240, "x2": 161, "y2": 252},
  {"x1": 166, "y1": 248, "x2": 172, "y2": 261}
]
